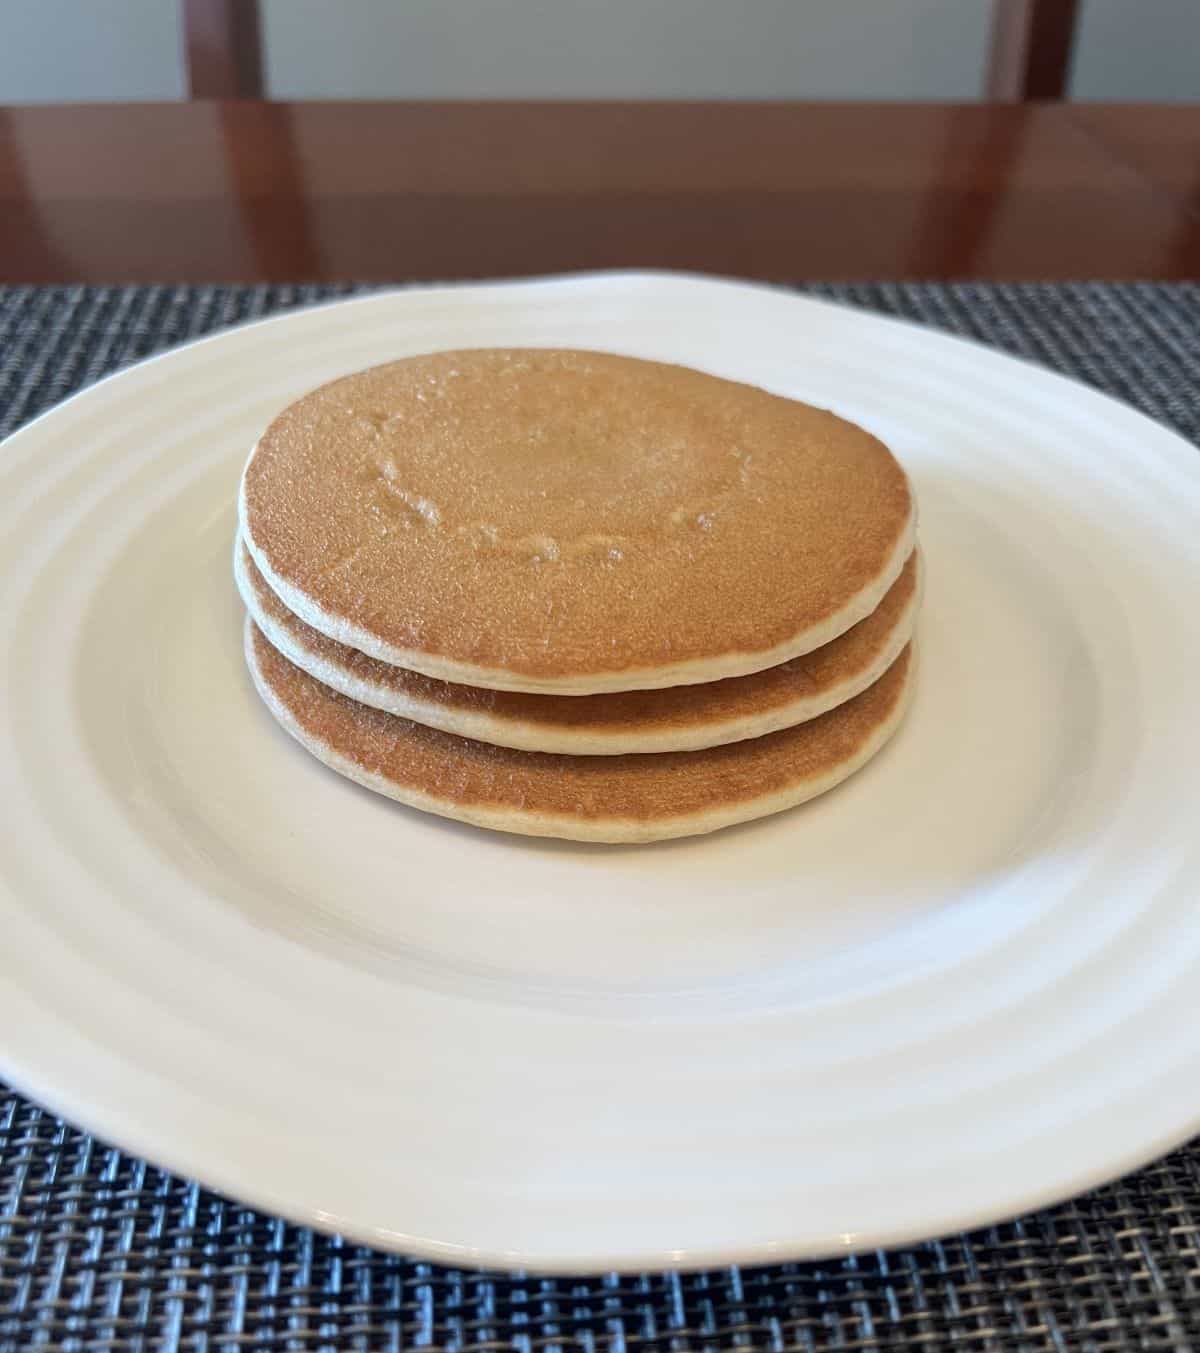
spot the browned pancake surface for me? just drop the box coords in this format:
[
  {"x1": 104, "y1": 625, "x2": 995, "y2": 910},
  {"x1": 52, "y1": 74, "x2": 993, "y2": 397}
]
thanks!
[
  {"x1": 240, "y1": 541, "x2": 919, "y2": 739},
  {"x1": 242, "y1": 350, "x2": 913, "y2": 685}
]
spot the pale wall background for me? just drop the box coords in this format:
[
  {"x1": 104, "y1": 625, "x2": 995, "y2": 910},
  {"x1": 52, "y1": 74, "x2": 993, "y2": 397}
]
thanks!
[{"x1": 1, "y1": 0, "x2": 1198, "y2": 104}]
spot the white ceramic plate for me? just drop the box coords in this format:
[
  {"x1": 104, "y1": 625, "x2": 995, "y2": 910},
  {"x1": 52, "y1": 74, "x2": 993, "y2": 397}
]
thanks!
[{"x1": 3, "y1": 273, "x2": 1199, "y2": 1274}]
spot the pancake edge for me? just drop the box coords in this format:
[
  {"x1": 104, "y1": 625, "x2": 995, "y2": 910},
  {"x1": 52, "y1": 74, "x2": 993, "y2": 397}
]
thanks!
[
  {"x1": 239, "y1": 449, "x2": 917, "y2": 695},
  {"x1": 235, "y1": 532, "x2": 922, "y2": 755},
  {"x1": 243, "y1": 617, "x2": 917, "y2": 844}
]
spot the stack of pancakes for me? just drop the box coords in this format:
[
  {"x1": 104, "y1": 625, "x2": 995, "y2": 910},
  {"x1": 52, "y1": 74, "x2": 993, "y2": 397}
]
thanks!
[{"x1": 237, "y1": 349, "x2": 919, "y2": 843}]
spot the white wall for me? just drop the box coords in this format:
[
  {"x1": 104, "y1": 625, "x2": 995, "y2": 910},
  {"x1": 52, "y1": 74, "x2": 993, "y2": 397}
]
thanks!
[
  {"x1": 1071, "y1": 0, "x2": 1200, "y2": 101},
  {"x1": 0, "y1": 0, "x2": 1197, "y2": 104},
  {"x1": 0, "y1": 0, "x2": 183, "y2": 102},
  {"x1": 261, "y1": 0, "x2": 991, "y2": 100}
]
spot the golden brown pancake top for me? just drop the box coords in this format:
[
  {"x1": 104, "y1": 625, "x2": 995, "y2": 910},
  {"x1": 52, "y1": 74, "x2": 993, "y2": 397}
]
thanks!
[
  {"x1": 249, "y1": 622, "x2": 913, "y2": 824},
  {"x1": 241, "y1": 541, "x2": 919, "y2": 736},
  {"x1": 242, "y1": 350, "x2": 913, "y2": 685}
]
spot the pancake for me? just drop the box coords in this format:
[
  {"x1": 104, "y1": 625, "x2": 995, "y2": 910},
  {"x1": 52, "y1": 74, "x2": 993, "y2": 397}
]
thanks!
[
  {"x1": 244, "y1": 619, "x2": 915, "y2": 843},
  {"x1": 236, "y1": 536, "x2": 922, "y2": 755},
  {"x1": 240, "y1": 349, "x2": 915, "y2": 694}
]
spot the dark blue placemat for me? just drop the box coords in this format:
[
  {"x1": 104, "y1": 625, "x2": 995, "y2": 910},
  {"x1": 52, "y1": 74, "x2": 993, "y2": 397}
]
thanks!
[{"x1": 2, "y1": 282, "x2": 1198, "y2": 1352}]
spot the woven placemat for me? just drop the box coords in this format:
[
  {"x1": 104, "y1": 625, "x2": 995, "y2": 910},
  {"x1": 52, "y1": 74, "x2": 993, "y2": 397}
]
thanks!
[{"x1": 2, "y1": 282, "x2": 1198, "y2": 1352}]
